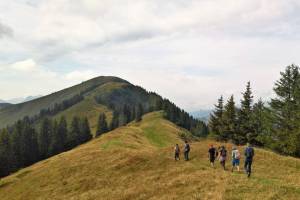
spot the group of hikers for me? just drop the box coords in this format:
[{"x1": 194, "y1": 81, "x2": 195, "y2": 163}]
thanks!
[{"x1": 174, "y1": 141, "x2": 255, "y2": 178}]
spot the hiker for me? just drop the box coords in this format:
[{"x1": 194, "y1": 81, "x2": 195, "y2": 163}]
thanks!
[
  {"x1": 219, "y1": 146, "x2": 227, "y2": 170},
  {"x1": 174, "y1": 144, "x2": 180, "y2": 161},
  {"x1": 208, "y1": 144, "x2": 217, "y2": 167},
  {"x1": 244, "y1": 143, "x2": 255, "y2": 178},
  {"x1": 231, "y1": 146, "x2": 241, "y2": 172},
  {"x1": 184, "y1": 140, "x2": 190, "y2": 161}
]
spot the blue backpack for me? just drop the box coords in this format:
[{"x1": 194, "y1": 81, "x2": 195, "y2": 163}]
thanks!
[{"x1": 245, "y1": 147, "x2": 254, "y2": 158}]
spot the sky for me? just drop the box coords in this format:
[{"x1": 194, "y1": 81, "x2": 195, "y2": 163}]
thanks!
[{"x1": 1, "y1": 0, "x2": 300, "y2": 111}]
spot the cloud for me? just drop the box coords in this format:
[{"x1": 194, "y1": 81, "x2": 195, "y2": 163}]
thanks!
[
  {"x1": 0, "y1": 22, "x2": 13, "y2": 38},
  {"x1": 64, "y1": 70, "x2": 97, "y2": 81}
]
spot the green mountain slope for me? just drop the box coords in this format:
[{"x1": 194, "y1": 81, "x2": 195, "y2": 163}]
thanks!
[
  {"x1": 1, "y1": 112, "x2": 300, "y2": 200},
  {"x1": 0, "y1": 76, "x2": 128, "y2": 128}
]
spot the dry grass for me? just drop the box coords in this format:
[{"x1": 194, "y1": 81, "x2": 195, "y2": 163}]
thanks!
[{"x1": 1, "y1": 112, "x2": 300, "y2": 200}]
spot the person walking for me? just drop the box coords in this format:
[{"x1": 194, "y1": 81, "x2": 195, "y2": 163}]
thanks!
[
  {"x1": 231, "y1": 146, "x2": 241, "y2": 172},
  {"x1": 174, "y1": 144, "x2": 180, "y2": 161},
  {"x1": 219, "y1": 146, "x2": 227, "y2": 170},
  {"x1": 184, "y1": 140, "x2": 190, "y2": 161},
  {"x1": 244, "y1": 143, "x2": 255, "y2": 178},
  {"x1": 208, "y1": 144, "x2": 217, "y2": 167}
]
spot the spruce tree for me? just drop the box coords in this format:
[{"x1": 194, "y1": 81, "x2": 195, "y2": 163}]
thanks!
[
  {"x1": 22, "y1": 119, "x2": 39, "y2": 165},
  {"x1": 237, "y1": 82, "x2": 254, "y2": 144},
  {"x1": 57, "y1": 116, "x2": 68, "y2": 151},
  {"x1": 250, "y1": 99, "x2": 270, "y2": 146},
  {"x1": 223, "y1": 95, "x2": 237, "y2": 141},
  {"x1": 208, "y1": 96, "x2": 224, "y2": 140},
  {"x1": 110, "y1": 111, "x2": 119, "y2": 130},
  {"x1": 135, "y1": 103, "x2": 143, "y2": 122},
  {"x1": 270, "y1": 64, "x2": 300, "y2": 155},
  {"x1": 49, "y1": 120, "x2": 60, "y2": 156},
  {"x1": 38, "y1": 118, "x2": 52, "y2": 159},
  {"x1": 80, "y1": 117, "x2": 93, "y2": 143},
  {"x1": 96, "y1": 113, "x2": 108, "y2": 137},
  {"x1": 0, "y1": 129, "x2": 14, "y2": 177},
  {"x1": 11, "y1": 120, "x2": 24, "y2": 167},
  {"x1": 68, "y1": 116, "x2": 81, "y2": 148}
]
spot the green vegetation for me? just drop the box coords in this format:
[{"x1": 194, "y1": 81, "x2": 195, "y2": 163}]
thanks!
[
  {"x1": 209, "y1": 64, "x2": 300, "y2": 157},
  {"x1": 0, "y1": 112, "x2": 300, "y2": 200}
]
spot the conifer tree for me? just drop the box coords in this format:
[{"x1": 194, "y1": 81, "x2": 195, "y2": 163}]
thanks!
[
  {"x1": 270, "y1": 64, "x2": 300, "y2": 155},
  {"x1": 250, "y1": 99, "x2": 269, "y2": 146},
  {"x1": 237, "y1": 82, "x2": 254, "y2": 144},
  {"x1": 96, "y1": 113, "x2": 108, "y2": 137},
  {"x1": 57, "y1": 116, "x2": 68, "y2": 151},
  {"x1": 68, "y1": 116, "x2": 81, "y2": 149},
  {"x1": 135, "y1": 103, "x2": 143, "y2": 122},
  {"x1": 223, "y1": 95, "x2": 237, "y2": 141},
  {"x1": 110, "y1": 111, "x2": 119, "y2": 130},
  {"x1": 80, "y1": 117, "x2": 93, "y2": 143},
  {"x1": 21, "y1": 119, "x2": 39, "y2": 165},
  {"x1": 11, "y1": 120, "x2": 23, "y2": 167},
  {"x1": 49, "y1": 120, "x2": 60, "y2": 156},
  {"x1": 38, "y1": 118, "x2": 52, "y2": 159},
  {"x1": 0, "y1": 129, "x2": 14, "y2": 177},
  {"x1": 208, "y1": 96, "x2": 224, "y2": 140}
]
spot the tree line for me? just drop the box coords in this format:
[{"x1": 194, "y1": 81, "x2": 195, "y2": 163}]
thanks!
[
  {"x1": 0, "y1": 116, "x2": 92, "y2": 177},
  {"x1": 209, "y1": 64, "x2": 300, "y2": 157}
]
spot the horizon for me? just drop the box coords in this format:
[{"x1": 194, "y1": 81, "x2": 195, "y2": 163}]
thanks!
[{"x1": 1, "y1": 1, "x2": 300, "y2": 111}]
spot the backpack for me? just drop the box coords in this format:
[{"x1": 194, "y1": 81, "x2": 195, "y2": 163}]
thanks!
[
  {"x1": 235, "y1": 150, "x2": 241, "y2": 159},
  {"x1": 185, "y1": 144, "x2": 190, "y2": 152},
  {"x1": 175, "y1": 146, "x2": 180, "y2": 153},
  {"x1": 245, "y1": 147, "x2": 254, "y2": 158},
  {"x1": 221, "y1": 149, "x2": 227, "y2": 157}
]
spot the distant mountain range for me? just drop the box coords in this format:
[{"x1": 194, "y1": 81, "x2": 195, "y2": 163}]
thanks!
[
  {"x1": 190, "y1": 109, "x2": 212, "y2": 123},
  {"x1": 0, "y1": 95, "x2": 43, "y2": 104}
]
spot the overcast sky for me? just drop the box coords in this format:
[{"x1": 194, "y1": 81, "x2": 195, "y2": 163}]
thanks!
[{"x1": 1, "y1": 0, "x2": 300, "y2": 111}]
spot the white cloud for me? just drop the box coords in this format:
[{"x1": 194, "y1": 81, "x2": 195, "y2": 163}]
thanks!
[
  {"x1": 10, "y1": 59, "x2": 37, "y2": 72},
  {"x1": 64, "y1": 70, "x2": 97, "y2": 81}
]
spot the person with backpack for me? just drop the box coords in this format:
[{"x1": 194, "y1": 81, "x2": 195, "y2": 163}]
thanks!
[
  {"x1": 219, "y1": 146, "x2": 227, "y2": 170},
  {"x1": 244, "y1": 143, "x2": 255, "y2": 178},
  {"x1": 184, "y1": 140, "x2": 190, "y2": 161},
  {"x1": 208, "y1": 144, "x2": 217, "y2": 167},
  {"x1": 174, "y1": 144, "x2": 180, "y2": 161},
  {"x1": 231, "y1": 146, "x2": 241, "y2": 172}
]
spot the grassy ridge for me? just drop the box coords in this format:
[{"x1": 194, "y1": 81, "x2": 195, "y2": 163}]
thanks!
[
  {"x1": 0, "y1": 76, "x2": 127, "y2": 128},
  {"x1": 0, "y1": 112, "x2": 300, "y2": 200}
]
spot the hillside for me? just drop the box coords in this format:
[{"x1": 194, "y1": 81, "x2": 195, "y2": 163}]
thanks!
[{"x1": 1, "y1": 112, "x2": 300, "y2": 200}]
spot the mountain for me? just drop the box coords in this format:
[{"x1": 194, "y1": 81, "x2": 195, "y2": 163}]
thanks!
[
  {"x1": 0, "y1": 99, "x2": 7, "y2": 103},
  {"x1": 0, "y1": 76, "x2": 130, "y2": 130},
  {"x1": 0, "y1": 76, "x2": 206, "y2": 137},
  {"x1": 0, "y1": 103, "x2": 11, "y2": 109},
  {"x1": 190, "y1": 109, "x2": 212, "y2": 122},
  {"x1": 2, "y1": 95, "x2": 43, "y2": 104},
  {"x1": 1, "y1": 111, "x2": 299, "y2": 200}
]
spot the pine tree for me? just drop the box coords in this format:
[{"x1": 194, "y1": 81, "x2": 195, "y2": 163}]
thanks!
[
  {"x1": 57, "y1": 116, "x2": 68, "y2": 151},
  {"x1": 11, "y1": 120, "x2": 24, "y2": 167},
  {"x1": 270, "y1": 64, "x2": 300, "y2": 155},
  {"x1": 0, "y1": 129, "x2": 14, "y2": 177},
  {"x1": 135, "y1": 104, "x2": 143, "y2": 122},
  {"x1": 223, "y1": 95, "x2": 237, "y2": 142},
  {"x1": 68, "y1": 116, "x2": 81, "y2": 148},
  {"x1": 208, "y1": 96, "x2": 224, "y2": 140},
  {"x1": 49, "y1": 120, "x2": 60, "y2": 156},
  {"x1": 80, "y1": 117, "x2": 93, "y2": 143},
  {"x1": 110, "y1": 111, "x2": 119, "y2": 130},
  {"x1": 96, "y1": 113, "x2": 108, "y2": 137},
  {"x1": 250, "y1": 99, "x2": 270, "y2": 146},
  {"x1": 237, "y1": 82, "x2": 254, "y2": 144},
  {"x1": 38, "y1": 118, "x2": 52, "y2": 159},
  {"x1": 21, "y1": 119, "x2": 39, "y2": 166}
]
